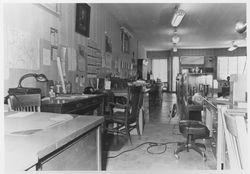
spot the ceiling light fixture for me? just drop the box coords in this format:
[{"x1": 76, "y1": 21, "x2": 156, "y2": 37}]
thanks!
[
  {"x1": 171, "y1": 9, "x2": 185, "y2": 27},
  {"x1": 172, "y1": 34, "x2": 180, "y2": 44},
  {"x1": 228, "y1": 41, "x2": 238, "y2": 51}
]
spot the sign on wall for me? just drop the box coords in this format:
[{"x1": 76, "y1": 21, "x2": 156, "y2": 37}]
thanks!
[{"x1": 180, "y1": 56, "x2": 205, "y2": 65}]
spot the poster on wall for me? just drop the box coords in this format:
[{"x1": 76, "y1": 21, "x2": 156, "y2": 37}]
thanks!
[
  {"x1": 105, "y1": 34, "x2": 112, "y2": 53},
  {"x1": 105, "y1": 53, "x2": 112, "y2": 69},
  {"x1": 75, "y1": 3, "x2": 91, "y2": 37},
  {"x1": 6, "y1": 27, "x2": 40, "y2": 70},
  {"x1": 68, "y1": 47, "x2": 77, "y2": 71},
  {"x1": 78, "y1": 45, "x2": 86, "y2": 72}
]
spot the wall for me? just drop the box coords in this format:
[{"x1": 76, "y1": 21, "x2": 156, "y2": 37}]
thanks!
[
  {"x1": 147, "y1": 47, "x2": 246, "y2": 58},
  {"x1": 3, "y1": 3, "x2": 145, "y2": 96}
]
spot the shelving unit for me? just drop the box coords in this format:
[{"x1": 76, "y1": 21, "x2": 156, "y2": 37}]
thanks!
[
  {"x1": 176, "y1": 73, "x2": 213, "y2": 121},
  {"x1": 87, "y1": 40, "x2": 102, "y2": 78}
]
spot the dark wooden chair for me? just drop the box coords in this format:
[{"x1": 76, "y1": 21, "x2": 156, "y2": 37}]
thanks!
[
  {"x1": 105, "y1": 85, "x2": 143, "y2": 143},
  {"x1": 8, "y1": 94, "x2": 41, "y2": 112}
]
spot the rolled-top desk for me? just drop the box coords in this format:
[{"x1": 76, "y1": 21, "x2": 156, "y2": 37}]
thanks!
[{"x1": 5, "y1": 111, "x2": 104, "y2": 171}]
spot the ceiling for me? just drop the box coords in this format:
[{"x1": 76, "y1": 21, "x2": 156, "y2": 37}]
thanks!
[{"x1": 103, "y1": 3, "x2": 246, "y2": 51}]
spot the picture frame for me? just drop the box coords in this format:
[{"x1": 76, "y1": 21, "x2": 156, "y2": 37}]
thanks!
[
  {"x1": 75, "y1": 3, "x2": 91, "y2": 37},
  {"x1": 39, "y1": 4, "x2": 61, "y2": 17}
]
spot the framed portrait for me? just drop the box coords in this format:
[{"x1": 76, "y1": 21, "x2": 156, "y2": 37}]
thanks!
[{"x1": 75, "y1": 3, "x2": 91, "y2": 37}]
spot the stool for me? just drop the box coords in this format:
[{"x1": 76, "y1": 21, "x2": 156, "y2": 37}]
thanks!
[{"x1": 174, "y1": 120, "x2": 209, "y2": 161}]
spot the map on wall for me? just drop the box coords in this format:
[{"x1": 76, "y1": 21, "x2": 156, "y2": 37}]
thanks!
[{"x1": 6, "y1": 27, "x2": 40, "y2": 70}]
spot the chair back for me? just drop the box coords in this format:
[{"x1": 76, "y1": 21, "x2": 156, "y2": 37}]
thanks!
[
  {"x1": 8, "y1": 94, "x2": 41, "y2": 112},
  {"x1": 103, "y1": 90, "x2": 115, "y2": 114},
  {"x1": 127, "y1": 85, "x2": 143, "y2": 123}
]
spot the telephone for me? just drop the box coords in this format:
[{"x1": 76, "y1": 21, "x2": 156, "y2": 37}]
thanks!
[{"x1": 83, "y1": 86, "x2": 95, "y2": 94}]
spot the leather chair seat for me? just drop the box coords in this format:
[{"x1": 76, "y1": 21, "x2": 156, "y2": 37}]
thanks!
[
  {"x1": 179, "y1": 120, "x2": 209, "y2": 139},
  {"x1": 174, "y1": 119, "x2": 210, "y2": 160}
]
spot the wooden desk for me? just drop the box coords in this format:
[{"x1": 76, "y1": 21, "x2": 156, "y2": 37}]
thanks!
[
  {"x1": 41, "y1": 94, "x2": 104, "y2": 115},
  {"x1": 5, "y1": 111, "x2": 104, "y2": 171}
]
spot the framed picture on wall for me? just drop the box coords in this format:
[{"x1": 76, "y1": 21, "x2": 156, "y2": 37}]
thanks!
[{"x1": 75, "y1": 3, "x2": 91, "y2": 37}]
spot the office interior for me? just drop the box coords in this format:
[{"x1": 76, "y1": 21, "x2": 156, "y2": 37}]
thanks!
[{"x1": 2, "y1": 2, "x2": 248, "y2": 172}]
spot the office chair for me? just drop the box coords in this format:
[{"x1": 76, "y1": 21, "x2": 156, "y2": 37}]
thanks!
[
  {"x1": 8, "y1": 94, "x2": 41, "y2": 112},
  {"x1": 105, "y1": 85, "x2": 143, "y2": 144},
  {"x1": 174, "y1": 93, "x2": 210, "y2": 161}
]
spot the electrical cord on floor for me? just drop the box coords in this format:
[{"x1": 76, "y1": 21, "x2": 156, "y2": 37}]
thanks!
[{"x1": 107, "y1": 141, "x2": 178, "y2": 158}]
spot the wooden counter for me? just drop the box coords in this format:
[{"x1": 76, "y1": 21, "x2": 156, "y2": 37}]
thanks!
[{"x1": 4, "y1": 111, "x2": 104, "y2": 171}]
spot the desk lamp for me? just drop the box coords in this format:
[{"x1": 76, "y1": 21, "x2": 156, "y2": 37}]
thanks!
[{"x1": 8, "y1": 73, "x2": 48, "y2": 95}]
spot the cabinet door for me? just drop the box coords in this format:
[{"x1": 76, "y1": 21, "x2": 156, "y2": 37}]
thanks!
[{"x1": 39, "y1": 128, "x2": 98, "y2": 170}]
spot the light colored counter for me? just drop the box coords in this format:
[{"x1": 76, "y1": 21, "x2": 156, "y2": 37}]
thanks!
[{"x1": 4, "y1": 111, "x2": 104, "y2": 171}]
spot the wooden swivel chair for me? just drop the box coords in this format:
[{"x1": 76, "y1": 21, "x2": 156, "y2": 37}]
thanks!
[
  {"x1": 8, "y1": 94, "x2": 41, "y2": 112},
  {"x1": 105, "y1": 85, "x2": 143, "y2": 144}
]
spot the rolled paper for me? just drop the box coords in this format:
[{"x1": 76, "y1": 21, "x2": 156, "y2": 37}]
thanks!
[{"x1": 57, "y1": 57, "x2": 66, "y2": 93}]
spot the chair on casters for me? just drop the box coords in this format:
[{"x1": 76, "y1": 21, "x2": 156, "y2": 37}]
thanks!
[
  {"x1": 174, "y1": 119, "x2": 210, "y2": 161},
  {"x1": 105, "y1": 85, "x2": 143, "y2": 144},
  {"x1": 8, "y1": 94, "x2": 41, "y2": 112}
]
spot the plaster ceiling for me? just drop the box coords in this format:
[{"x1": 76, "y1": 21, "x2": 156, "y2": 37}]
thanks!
[{"x1": 103, "y1": 3, "x2": 246, "y2": 51}]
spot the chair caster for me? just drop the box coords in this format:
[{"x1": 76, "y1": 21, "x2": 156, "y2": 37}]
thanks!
[{"x1": 174, "y1": 151, "x2": 180, "y2": 160}]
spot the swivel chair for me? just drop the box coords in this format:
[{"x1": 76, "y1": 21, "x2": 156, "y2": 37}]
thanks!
[
  {"x1": 174, "y1": 93, "x2": 210, "y2": 161},
  {"x1": 174, "y1": 120, "x2": 209, "y2": 161}
]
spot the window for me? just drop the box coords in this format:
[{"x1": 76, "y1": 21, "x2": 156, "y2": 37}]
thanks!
[
  {"x1": 152, "y1": 59, "x2": 168, "y2": 82},
  {"x1": 217, "y1": 56, "x2": 247, "y2": 80}
]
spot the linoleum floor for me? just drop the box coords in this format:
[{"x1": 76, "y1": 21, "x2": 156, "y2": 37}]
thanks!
[{"x1": 103, "y1": 93, "x2": 216, "y2": 171}]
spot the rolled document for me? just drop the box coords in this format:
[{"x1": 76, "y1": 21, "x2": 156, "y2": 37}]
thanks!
[{"x1": 57, "y1": 56, "x2": 66, "y2": 93}]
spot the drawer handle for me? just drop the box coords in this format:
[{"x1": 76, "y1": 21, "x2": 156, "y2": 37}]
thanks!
[{"x1": 76, "y1": 103, "x2": 83, "y2": 108}]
